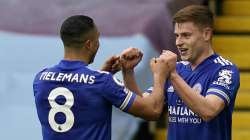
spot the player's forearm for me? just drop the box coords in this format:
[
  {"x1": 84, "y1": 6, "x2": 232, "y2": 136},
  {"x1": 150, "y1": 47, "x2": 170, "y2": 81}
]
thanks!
[
  {"x1": 170, "y1": 72, "x2": 219, "y2": 121},
  {"x1": 127, "y1": 74, "x2": 165, "y2": 121},
  {"x1": 148, "y1": 73, "x2": 166, "y2": 119},
  {"x1": 122, "y1": 69, "x2": 143, "y2": 96}
]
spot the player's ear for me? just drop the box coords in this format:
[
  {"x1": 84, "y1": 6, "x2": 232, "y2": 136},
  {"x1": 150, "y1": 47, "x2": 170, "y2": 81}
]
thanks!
[
  {"x1": 203, "y1": 27, "x2": 213, "y2": 41},
  {"x1": 84, "y1": 39, "x2": 92, "y2": 50}
]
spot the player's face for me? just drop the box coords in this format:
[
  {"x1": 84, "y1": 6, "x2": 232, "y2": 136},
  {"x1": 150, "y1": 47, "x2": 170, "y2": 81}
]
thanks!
[
  {"x1": 89, "y1": 29, "x2": 100, "y2": 64},
  {"x1": 174, "y1": 22, "x2": 207, "y2": 63}
]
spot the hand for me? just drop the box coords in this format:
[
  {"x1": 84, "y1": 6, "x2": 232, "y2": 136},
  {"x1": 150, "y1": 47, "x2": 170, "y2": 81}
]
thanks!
[
  {"x1": 150, "y1": 50, "x2": 177, "y2": 78},
  {"x1": 101, "y1": 55, "x2": 121, "y2": 74},
  {"x1": 161, "y1": 50, "x2": 177, "y2": 74},
  {"x1": 120, "y1": 47, "x2": 143, "y2": 70},
  {"x1": 150, "y1": 56, "x2": 169, "y2": 78}
]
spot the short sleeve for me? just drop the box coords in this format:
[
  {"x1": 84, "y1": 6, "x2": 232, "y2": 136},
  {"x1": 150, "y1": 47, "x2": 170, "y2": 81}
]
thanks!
[
  {"x1": 33, "y1": 68, "x2": 47, "y2": 96},
  {"x1": 144, "y1": 80, "x2": 169, "y2": 104},
  {"x1": 206, "y1": 66, "x2": 240, "y2": 106},
  {"x1": 102, "y1": 74, "x2": 136, "y2": 112},
  {"x1": 145, "y1": 86, "x2": 153, "y2": 95},
  {"x1": 33, "y1": 74, "x2": 39, "y2": 96}
]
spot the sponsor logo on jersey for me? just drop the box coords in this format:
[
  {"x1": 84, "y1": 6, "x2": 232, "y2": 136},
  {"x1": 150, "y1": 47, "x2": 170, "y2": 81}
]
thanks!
[{"x1": 168, "y1": 105, "x2": 202, "y2": 124}]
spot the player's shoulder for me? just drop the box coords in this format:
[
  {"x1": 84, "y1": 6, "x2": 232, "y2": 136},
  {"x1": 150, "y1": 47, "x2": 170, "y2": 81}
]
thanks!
[
  {"x1": 34, "y1": 64, "x2": 58, "y2": 75},
  {"x1": 90, "y1": 69, "x2": 125, "y2": 87},
  {"x1": 85, "y1": 68, "x2": 112, "y2": 80},
  {"x1": 95, "y1": 70, "x2": 123, "y2": 84},
  {"x1": 212, "y1": 55, "x2": 238, "y2": 70},
  {"x1": 87, "y1": 68, "x2": 111, "y2": 76},
  {"x1": 33, "y1": 63, "x2": 59, "y2": 80},
  {"x1": 35, "y1": 68, "x2": 48, "y2": 76},
  {"x1": 212, "y1": 55, "x2": 233, "y2": 66},
  {"x1": 211, "y1": 55, "x2": 240, "y2": 77},
  {"x1": 33, "y1": 68, "x2": 49, "y2": 83}
]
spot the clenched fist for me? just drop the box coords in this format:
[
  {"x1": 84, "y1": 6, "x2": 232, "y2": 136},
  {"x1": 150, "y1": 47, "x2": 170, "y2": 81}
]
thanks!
[{"x1": 120, "y1": 47, "x2": 143, "y2": 70}]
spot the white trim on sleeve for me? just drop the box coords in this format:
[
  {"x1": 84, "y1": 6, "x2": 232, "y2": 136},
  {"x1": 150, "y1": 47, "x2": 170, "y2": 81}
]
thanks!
[
  {"x1": 119, "y1": 90, "x2": 133, "y2": 111},
  {"x1": 207, "y1": 88, "x2": 230, "y2": 104}
]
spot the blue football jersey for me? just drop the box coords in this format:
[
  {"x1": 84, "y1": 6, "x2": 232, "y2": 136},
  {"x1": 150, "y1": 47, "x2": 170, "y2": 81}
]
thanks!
[
  {"x1": 147, "y1": 54, "x2": 240, "y2": 140},
  {"x1": 33, "y1": 60, "x2": 136, "y2": 140}
]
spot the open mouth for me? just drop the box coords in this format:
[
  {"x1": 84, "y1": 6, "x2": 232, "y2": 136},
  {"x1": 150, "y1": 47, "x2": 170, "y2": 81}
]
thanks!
[{"x1": 178, "y1": 48, "x2": 188, "y2": 55}]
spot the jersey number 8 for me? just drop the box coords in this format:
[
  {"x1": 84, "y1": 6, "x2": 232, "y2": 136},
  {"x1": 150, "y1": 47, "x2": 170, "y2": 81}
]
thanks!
[{"x1": 48, "y1": 87, "x2": 74, "y2": 133}]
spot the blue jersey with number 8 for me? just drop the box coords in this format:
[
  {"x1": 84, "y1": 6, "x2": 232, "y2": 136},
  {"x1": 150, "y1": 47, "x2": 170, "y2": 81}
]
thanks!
[{"x1": 33, "y1": 60, "x2": 136, "y2": 140}]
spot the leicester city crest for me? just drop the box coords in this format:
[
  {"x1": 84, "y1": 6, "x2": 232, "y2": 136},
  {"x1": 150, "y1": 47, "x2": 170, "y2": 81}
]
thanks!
[{"x1": 193, "y1": 83, "x2": 202, "y2": 94}]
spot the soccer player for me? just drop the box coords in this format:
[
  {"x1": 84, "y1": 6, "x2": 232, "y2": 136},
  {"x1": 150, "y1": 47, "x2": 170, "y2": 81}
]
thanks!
[
  {"x1": 122, "y1": 5, "x2": 240, "y2": 140},
  {"x1": 33, "y1": 15, "x2": 170, "y2": 140}
]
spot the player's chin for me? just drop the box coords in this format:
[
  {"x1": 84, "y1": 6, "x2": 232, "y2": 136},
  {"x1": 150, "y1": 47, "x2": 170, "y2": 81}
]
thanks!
[{"x1": 180, "y1": 55, "x2": 189, "y2": 61}]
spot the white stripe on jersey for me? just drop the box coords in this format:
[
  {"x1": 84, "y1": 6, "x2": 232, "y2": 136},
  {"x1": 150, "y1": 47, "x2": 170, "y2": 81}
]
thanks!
[
  {"x1": 207, "y1": 88, "x2": 230, "y2": 105},
  {"x1": 120, "y1": 90, "x2": 133, "y2": 111},
  {"x1": 219, "y1": 57, "x2": 229, "y2": 65},
  {"x1": 217, "y1": 57, "x2": 225, "y2": 66},
  {"x1": 96, "y1": 70, "x2": 110, "y2": 74},
  {"x1": 214, "y1": 59, "x2": 218, "y2": 63},
  {"x1": 147, "y1": 86, "x2": 153, "y2": 92},
  {"x1": 214, "y1": 56, "x2": 233, "y2": 66},
  {"x1": 219, "y1": 56, "x2": 233, "y2": 65}
]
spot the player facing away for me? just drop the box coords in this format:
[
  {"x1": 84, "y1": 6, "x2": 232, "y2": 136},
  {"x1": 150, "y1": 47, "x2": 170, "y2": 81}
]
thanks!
[
  {"x1": 122, "y1": 5, "x2": 240, "y2": 140},
  {"x1": 33, "y1": 15, "x2": 170, "y2": 140}
]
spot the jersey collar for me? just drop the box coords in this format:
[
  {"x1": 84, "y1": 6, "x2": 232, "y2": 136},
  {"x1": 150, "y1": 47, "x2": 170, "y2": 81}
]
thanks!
[
  {"x1": 190, "y1": 54, "x2": 218, "y2": 72},
  {"x1": 58, "y1": 60, "x2": 88, "y2": 69}
]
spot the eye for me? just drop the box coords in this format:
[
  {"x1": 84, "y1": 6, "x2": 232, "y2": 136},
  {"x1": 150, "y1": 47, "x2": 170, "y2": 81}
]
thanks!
[{"x1": 182, "y1": 33, "x2": 191, "y2": 38}]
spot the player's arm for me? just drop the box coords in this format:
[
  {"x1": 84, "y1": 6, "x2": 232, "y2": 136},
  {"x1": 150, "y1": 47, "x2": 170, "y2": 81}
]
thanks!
[
  {"x1": 120, "y1": 48, "x2": 143, "y2": 96},
  {"x1": 122, "y1": 69, "x2": 143, "y2": 96},
  {"x1": 163, "y1": 50, "x2": 225, "y2": 122},
  {"x1": 170, "y1": 72, "x2": 225, "y2": 121},
  {"x1": 127, "y1": 66, "x2": 167, "y2": 121},
  {"x1": 120, "y1": 49, "x2": 169, "y2": 120}
]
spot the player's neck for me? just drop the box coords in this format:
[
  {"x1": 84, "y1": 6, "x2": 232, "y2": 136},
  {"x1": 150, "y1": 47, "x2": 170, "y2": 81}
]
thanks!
[
  {"x1": 64, "y1": 48, "x2": 90, "y2": 64},
  {"x1": 64, "y1": 55, "x2": 89, "y2": 64},
  {"x1": 191, "y1": 45, "x2": 214, "y2": 70}
]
